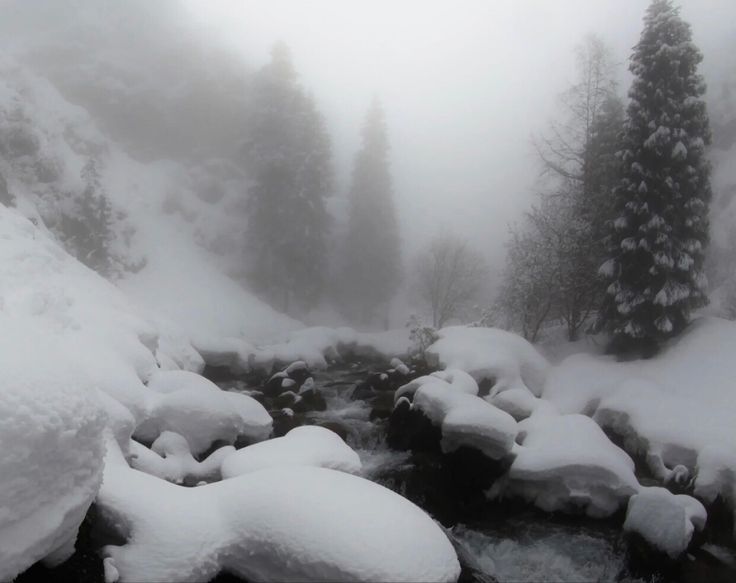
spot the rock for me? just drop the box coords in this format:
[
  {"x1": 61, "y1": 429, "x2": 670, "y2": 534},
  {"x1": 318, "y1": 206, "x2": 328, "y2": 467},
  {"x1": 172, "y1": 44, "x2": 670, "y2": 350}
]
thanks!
[
  {"x1": 368, "y1": 391, "x2": 395, "y2": 421},
  {"x1": 297, "y1": 387, "x2": 327, "y2": 412},
  {"x1": 271, "y1": 409, "x2": 302, "y2": 438},
  {"x1": 274, "y1": 390, "x2": 300, "y2": 409},
  {"x1": 387, "y1": 399, "x2": 442, "y2": 452},
  {"x1": 313, "y1": 421, "x2": 349, "y2": 442}
]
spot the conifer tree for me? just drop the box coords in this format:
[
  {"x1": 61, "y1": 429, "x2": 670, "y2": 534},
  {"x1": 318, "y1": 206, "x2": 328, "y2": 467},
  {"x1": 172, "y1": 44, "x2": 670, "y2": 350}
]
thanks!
[
  {"x1": 243, "y1": 43, "x2": 333, "y2": 313},
  {"x1": 599, "y1": 0, "x2": 712, "y2": 354},
  {"x1": 340, "y1": 100, "x2": 401, "y2": 324}
]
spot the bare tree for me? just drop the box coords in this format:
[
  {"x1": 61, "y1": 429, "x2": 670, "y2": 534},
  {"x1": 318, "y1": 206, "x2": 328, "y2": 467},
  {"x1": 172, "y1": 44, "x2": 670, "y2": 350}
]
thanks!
[
  {"x1": 495, "y1": 224, "x2": 557, "y2": 342},
  {"x1": 416, "y1": 235, "x2": 488, "y2": 328}
]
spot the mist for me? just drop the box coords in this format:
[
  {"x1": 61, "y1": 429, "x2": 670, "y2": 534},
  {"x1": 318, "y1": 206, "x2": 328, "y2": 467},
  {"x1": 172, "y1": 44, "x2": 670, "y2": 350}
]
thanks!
[{"x1": 3, "y1": 2, "x2": 736, "y2": 581}]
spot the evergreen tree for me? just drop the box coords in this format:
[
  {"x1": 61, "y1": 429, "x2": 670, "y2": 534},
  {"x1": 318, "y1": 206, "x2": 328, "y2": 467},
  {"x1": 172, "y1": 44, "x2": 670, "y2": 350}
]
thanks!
[
  {"x1": 243, "y1": 43, "x2": 333, "y2": 313},
  {"x1": 340, "y1": 101, "x2": 401, "y2": 324},
  {"x1": 59, "y1": 158, "x2": 116, "y2": 275},
  {"x1": 599, "y1": 0, "x2": 712, "y2": 354}
]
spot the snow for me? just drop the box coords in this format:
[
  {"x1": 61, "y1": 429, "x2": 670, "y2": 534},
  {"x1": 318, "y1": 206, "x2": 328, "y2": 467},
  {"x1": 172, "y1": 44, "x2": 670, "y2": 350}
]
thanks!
[
  {"x1": 98, "y1": 439, "x2": 460, "y2": 582},
  {"x1": 220, "y1": 425, "x2": 362, "y2": 478},
  {"x1": 136, "y1": 370, "x2": 272, "y2": 454},
  {"x1": 624, "y1": 487, "x2": 706, "y2": 558},
  {"x1": 427, "y1": 326, "x2": 550, "y2": 396},
  {"x1": 545, "y1": 317, "x2": 736, "y2": 486},
  {"x1": 129, "y1": 432, "x2": 235, "y2": 484},
  {"x1": 0, "y1": 316, "x2": 107, "y2": 581},
  {"x1": 412, "y1": 379, "x2": 518, "y2": 460},
  {"x1": 492, "y1": 412, "x2": 640, "y2": 518}
]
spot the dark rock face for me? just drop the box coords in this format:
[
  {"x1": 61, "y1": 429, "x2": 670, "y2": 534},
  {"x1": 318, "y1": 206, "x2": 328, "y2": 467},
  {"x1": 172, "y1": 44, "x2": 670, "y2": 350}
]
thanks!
[{"x1": 387, "y1": 400, "x2": 441, "y2": 452}]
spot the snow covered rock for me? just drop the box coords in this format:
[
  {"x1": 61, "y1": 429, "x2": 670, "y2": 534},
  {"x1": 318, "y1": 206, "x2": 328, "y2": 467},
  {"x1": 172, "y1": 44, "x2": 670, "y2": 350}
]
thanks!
[
  {"x1": 220, "y1": 425, "x2": 361, "y2": 478},
  {"x1": 0, "y1": 319, "x2": 108, "y2": 580},
  {"x1": 624, "y1": 487, "x2": 707, "y2": 558},
  {"x1": 489, "y1": 386, "x2": 540, "y2": 421},
  {"x1": 413, "y1": 381, "x2": 518, "y2": 460},
  {"x1": 427, "y1": 326, "x2": 550, "y2": 396},
  {"x1": 395, "y1": 368, "x2": 479, "y2": 403},
  {"x1": 129, "y1": 432, "x2": 235, "y2": 484},
  {"x1": 491, "y1": 413, "x2": 639, "y2": 518},
  {"x1": 136, "y1": 370, "x2": 272, "y2": 454},
  {"x1": 98, "y1": 440, "x2": 460, "y2": 582}
]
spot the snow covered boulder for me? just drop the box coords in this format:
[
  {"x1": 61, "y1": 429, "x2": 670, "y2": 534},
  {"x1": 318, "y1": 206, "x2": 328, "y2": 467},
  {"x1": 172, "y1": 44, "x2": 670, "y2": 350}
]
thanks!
[
  {"x1": 624, "y1": 487, "x2": 706, "y2": 559},
  {"x1": 413, "y1": 381, "x2": 518, "y2": 460},
  {"x1": 136, "y1": 370, "x2": 272, "y2": 454},
  {"x1": 491, "y1": 413, "x2": 639, "y2": 518},
  {"x1": 220, "y1": 425, "x2": 362, "y2": 478},
  {"x1": 130, "y1": 432, "x2": 235, "y2": 484},
  {"x1": 426, "y1": 326, "x2": 550, "y2": 396},
  {"x1": 98, "y1": 441, "x2": 460, "y2": 582},
  {"x1": 0, "y1": 321, "x2": 107, "y2": 580}
]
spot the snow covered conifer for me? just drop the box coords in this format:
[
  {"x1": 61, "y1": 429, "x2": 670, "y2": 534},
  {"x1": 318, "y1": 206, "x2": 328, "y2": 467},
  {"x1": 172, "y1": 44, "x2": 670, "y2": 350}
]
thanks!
[
  {"x1": 599, "y1": 0, "x2": 712, "y2": 354},
  {"x1": 243, "y1": 43, "x2": 333, "y2": 313},
  {"x1": 340, "y1": 100, "x2": 401, "y2": 324}
]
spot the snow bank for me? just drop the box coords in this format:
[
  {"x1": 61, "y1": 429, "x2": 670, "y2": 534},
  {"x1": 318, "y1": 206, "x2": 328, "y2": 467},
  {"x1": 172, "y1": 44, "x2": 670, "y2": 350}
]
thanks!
[
  {"x1": 624, "y1": 487, "x2": 706, "y2": 558},
  {"x1": 136, "y1": 370, "x2": 272, "y2": 454},
  {"x1": 545, "y1": 318, "x2": 736, "y2": 491},
  {"x1": 427, "y1": 326, "x2": 550, "y2": 396},
  {"x1": 412, "y1": 380, "x2": 518, "y2": 460},
  {"x1": 220, "y1": 425, "x2": 361, "y2": 478},
  {"x1": 0, "y1": 317, "x2": 107, "y2": 580},
  {"x1": 98, "y1": 440, "x2": 460, "y2": 582},
  {"x1": 492, "y1": 413, "x2": 640, "y2": 518}
]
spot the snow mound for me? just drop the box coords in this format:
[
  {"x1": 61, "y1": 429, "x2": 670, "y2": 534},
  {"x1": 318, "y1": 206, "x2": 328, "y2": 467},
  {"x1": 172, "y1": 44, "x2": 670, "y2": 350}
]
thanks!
[
  {"x1": 492, "y1": 413, "x2": 640, "y2": 518},
  {"x1": 413, "y1": 380, "x2": 518, "y2": 460},
  {"x1": 130, "y1": 432, "x2": 235, "y2": 484},
  {"x1": 624, "y1": 487, "x2": 706, "y2": 558},
  {"x1": 136, "y1": 370, "x2": 272, "y2": 454},
  {"x1": 0, "y1": 318, "x2": 107, "y2": 580},
  {"x1": 427, "y1": 326, "x2": 550, "y2": 396},
  {"x1": 221, "y1": 425, "x2": 361, "y2": 478},
  {"x1": 99, "y1": 441, "x2": 460, "y2": 582},
  {"x1": 489, "y1": 387, "x2": 540, "y2": 421}
]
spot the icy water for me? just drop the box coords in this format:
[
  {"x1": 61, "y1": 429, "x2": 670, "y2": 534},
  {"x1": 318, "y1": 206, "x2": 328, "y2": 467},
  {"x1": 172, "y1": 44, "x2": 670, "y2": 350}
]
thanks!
[{"x1": 237, "y1": 364, "x2": 736, "y2": 583}]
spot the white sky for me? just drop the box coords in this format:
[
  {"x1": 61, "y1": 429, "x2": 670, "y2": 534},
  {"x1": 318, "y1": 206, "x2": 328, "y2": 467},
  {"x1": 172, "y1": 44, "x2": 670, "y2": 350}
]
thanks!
[{"x1": 184, "y1": 0, "x2": 735, "y2": 273}]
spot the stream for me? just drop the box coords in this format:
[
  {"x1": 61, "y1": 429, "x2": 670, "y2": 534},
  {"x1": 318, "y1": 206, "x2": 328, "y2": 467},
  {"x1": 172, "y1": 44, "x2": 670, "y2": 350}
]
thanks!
[{"x1": 220, "y1": 361, "x2": 736, "y2": 583}]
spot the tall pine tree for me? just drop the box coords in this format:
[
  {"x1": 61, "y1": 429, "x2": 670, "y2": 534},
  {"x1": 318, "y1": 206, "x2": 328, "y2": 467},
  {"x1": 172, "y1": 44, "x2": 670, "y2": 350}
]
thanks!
[
  {"x1": 243, "y1": 43, "x2": 333, "y2": 313},
  {"x1": 340, "y1": 100, "x2": 401, "y2": 324},
  {"x1": 599, "y1": 0, "x2": 712, "y2": 355}
]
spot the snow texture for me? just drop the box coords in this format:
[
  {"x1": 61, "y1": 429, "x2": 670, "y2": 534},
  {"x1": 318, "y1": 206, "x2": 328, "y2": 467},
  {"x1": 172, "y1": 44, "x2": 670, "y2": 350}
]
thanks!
[{"x1": 220, "y1": 425, "x2": 362, "y2": 478}]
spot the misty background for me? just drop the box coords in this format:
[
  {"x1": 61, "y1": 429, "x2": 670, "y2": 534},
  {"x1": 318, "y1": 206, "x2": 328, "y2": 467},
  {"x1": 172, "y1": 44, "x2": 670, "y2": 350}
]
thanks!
[{"x1": 0, "y1": 0, "x2": 734, "y2": 331}]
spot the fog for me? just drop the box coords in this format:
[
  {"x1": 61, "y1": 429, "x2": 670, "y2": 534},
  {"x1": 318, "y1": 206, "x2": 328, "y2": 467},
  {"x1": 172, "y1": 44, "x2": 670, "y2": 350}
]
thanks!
[
  {"x1": 185, "y1": 0, "x2": 736, "y2": 270},
  {"x1": 1, "y1": 0, "x2": 734, "y2": 327}
]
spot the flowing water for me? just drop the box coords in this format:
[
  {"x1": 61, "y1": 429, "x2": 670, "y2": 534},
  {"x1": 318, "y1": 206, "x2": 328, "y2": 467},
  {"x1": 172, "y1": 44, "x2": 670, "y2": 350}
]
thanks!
[{"x1": 227, "y1": 363, "x2": 736, "y2": 583}]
